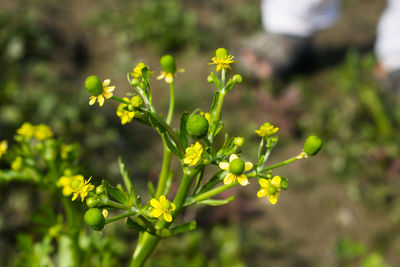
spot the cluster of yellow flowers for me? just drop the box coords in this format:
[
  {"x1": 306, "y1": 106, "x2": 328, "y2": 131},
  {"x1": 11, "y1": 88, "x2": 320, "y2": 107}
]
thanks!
[
  {"x1": 57, "y1": 173, "x2": 94, "y2": 202},
  {"x1": 17, "y1": 122, "x2": 53, "y2": 140}
]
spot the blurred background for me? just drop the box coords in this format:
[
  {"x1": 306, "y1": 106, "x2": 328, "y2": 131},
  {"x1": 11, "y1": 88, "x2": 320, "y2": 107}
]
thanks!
[{"x1": 0, "y1": 0, "x2": 399, "y2": 266}]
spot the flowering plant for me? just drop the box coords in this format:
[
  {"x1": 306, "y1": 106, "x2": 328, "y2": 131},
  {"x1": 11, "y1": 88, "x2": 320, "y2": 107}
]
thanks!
[{"x1": 0, "y1": 48, "x2": 321, "y2": 266}]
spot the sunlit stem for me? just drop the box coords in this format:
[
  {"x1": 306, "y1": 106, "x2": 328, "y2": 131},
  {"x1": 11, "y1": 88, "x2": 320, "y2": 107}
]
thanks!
[
  {"x1": 105, "y1": 208, "x2": 139, "y2": 224},
  {"x1": 259, "y1": 152, "x2": 307, "y2": 173}
]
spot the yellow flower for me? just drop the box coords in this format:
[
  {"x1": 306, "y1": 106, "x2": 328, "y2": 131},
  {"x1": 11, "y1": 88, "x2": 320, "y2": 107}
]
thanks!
[
  {"x1": 254, "y1": 122, "x2": 279, "y2": 137},
  {"x1": 11, "y1": 156, "x2": 22, "y2": 171},
  {"x1": 89, "y1": 79, "x2": 115, "y2": 107},
  {"x1": 116, "y1": 97, "x2": 135, "y2": 125},
  {"x1": 150, "y1": 195, "x2": 176, "y2": 222},
  {"x1": 34, "y1": 124, "x2": 53, "y2": 141},
  {"x1": 0, "y1": 140, "x2": 8, "y2": 159},
  {"x1": 57, "y1": 174, "x2": 85, "y2": 196},
  {"x1": 208, "y1": 48, "x2": 237, "y2": 72},
  {"x1": 219, "y1": 154, "x2": 253, "y2": 186},
  {"x1": 130, "y1": 62, "x2": 153, "y2": 78},
  {"x1": 71, "y1": 176, "x2": 95, "y2": 202},
  {"x1": 257, "y1": 176, "x2": 282, "y2": 205},
  {"x1": 157, "y1": 69, "x2": 184, "y2": 84},
  {"x1": 17, "y1": 122, "x2": 35, "y2": 139},
  {"x1": 184, "y1": 142, "x2": 203, "y2": 166}
]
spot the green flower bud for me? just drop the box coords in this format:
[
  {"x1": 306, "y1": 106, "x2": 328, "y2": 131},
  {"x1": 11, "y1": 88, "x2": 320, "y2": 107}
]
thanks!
[
  {"x1": 215, "y1": 48, "x2": 228, "y2": 58},
  {"x1": 84, "y1": 208, "x2": 105, "y2": 231},
  {"x1": 229, "y1": 158, "x2": 245, "y2": 175},
  {"x1": 86, "y1": 197, "x2": 98, "y2": 208},
  {"x1": 232, "y1": 74, "x2": 242, "y2": 84},
  {"x1": 233, "y1": 137, "x2": 244, "y2": 147},
  {"x1": 85, "y1": 75, "x2": 103, "y2": 96},
  {"x1": 281, "y1": 178, "x2": 288, "y2": 190},
  {"x1": 268, "y1": 185, "x2": 277, "y2": 195},
  {"x1": 139, "y1": 82, "x2": 147, "y2": 90},
  {"x1": 160, "y1": 54, "x2": 176, "y2": 74},
  {"x1": 131, "y1": 95, "x2": 143, "y2": 108},
  {"x1": 304, "y1": 135, "x2": 323, "y2": 156},
  {"x1": 96, "y1": 185, "x2": 104, "y2": 195},
  {"x1": 207, "y1": 75, "x2": 213, "y2": 83},
  {"x1": 186, "y1": 114, "x2": 209, "y2": 140},
  {"x1": 131, "y1": 78, "x2": 140, "y2": 87}
]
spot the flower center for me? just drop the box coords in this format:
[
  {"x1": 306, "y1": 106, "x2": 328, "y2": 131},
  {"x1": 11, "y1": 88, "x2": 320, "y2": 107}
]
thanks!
[
  {"x1": 268, "y1": 185, "x2": 277, "y2": 195},
  {"x1": 70, "y1": 179, "x2": 82, "y2": 190},
  {"x1": 229, "y1": 158, "x2": 245, "y2": 175},
  {"x1": 161, "y1": 201, "x2": 171, "y2": 211}
]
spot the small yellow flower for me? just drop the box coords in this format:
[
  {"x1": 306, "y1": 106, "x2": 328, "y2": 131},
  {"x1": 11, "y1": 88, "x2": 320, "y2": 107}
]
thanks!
[
  {"x1": 102, "y1": 209, "x2": 108, "y2": 218},
  {"x1": 257, "y1": 176, "x2": 282, "y2": 205},
  {"x1": 254, "y1": 122, "x2": 279, "y2": 137},
  {"x1": 130, "y1": 62, "x2": 153, "y2": 78},
  {"x1": 157, "y1": 69, "x2": 184, "y2": 84},
  {"x1": 11, "y1": 156, "x2": 22, "y2": 171},
  {"x1": 57, "y1": 174, "x2": 85, "y2": 196},
  {"x1": 71, "y1": 176, "x2": 95, "y2": 202},
  {"x1": 219, "y1": 154, "x2": 253, "y2": 186},
  {"x1": 208, "y1": 48, "x2": 237, "y2": 72},
  {"x1": 89, "y1": 79, "x2": 115, "y2": 107},
  {"x1": 0, "y1": 140, "x2": 7, "y2": 159},
  {"x1": 116, "y1": 97, "x2": 135, "y2": 125},
  {"x1": 184, "y1": 142, "x2": 203, "y2": 166},
  {"x1": 150, "y1": 195, "x2": 176, "y2": 222},
  {"x1": 34, "y1": 124, "x2": 53, "y2": 141},
  {"x1": 17, "y1": 123, "x2": 35, "y2": 139}
]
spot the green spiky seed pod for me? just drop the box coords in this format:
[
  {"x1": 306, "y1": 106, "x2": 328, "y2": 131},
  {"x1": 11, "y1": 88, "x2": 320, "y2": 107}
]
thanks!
[
  {"x1": 85, "y1": 75, "x2": 103, "y2": 96},
  {"x1": 186, "y1": 114, "x2": 209, "y2": 140},
  {"x1": 304, "y1": 135, "x2": 323, "y2": 156},
  {"x1": 229, "y1": 158, "x2": 245, "y2": 175},
  {"x1": 160, "y1": 54, "x2": 176, "y2": 74},
  {"x1": 84, "y1": 208, "x2": 105, "y2": 231}
]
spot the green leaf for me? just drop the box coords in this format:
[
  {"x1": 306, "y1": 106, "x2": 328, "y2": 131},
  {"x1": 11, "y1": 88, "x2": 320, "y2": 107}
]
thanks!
[
  {"x1": 148, "y1": 181, "x2": 155, "y2": 198},
  {"x1": 198, "y1": 195, "x2": 235, "y2": 206},
  {"x1": 179, "y1": 112, "x2": 189, "y2": 149},
  {"x1": 118, "y1": 157, "x2": 133, "y2": 195},
  {"x1": 102, "y1": 180, "x2": 128, "y2": 205},
  {"x1": 163, "y1": 171, "x2": 173, "y2": 196},
  {"x1": 210, "y1": 91, "x2": 220, "y2": 119},
  {"x1": 210, "y1": 72, "x2": 220, "y2": 90},
  {"x1": 126, "y1": 217, "x2": 146, "y2": 232},
  {"x1": 162, "y1": 132, "x2": 182, "y2": 158},
  {"x1": 171, "y1": 221, "x2": 197, "y2": 235}
]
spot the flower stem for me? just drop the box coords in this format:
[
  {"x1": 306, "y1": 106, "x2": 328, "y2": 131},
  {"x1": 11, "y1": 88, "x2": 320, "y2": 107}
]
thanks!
[
  {"x1": 259, "y1": 152, "x2": 307, "y2": 173},
  {"x1": 105, "y1": 209, "x2": 139, "y2": 224}
]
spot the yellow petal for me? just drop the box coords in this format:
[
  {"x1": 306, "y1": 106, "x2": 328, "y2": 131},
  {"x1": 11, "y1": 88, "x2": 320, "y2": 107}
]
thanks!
[
  {"x1": 165, "y1": 74, "x2": 173, "y2": 84},
  {"x1": 150, "y1": 199, "x2": 161, "y2": 209},
  {"x1": 105, "y1": 86, "x2": 115, "y2": 93},
  {"x1": 97, "y1": 95, "x2": 105, "y2": 106},
  {"x1": 157, "y1": 73, "x2": 165, "y2": 80},
  {"x1": 103, "y1": 92, "x2": 112, "y2": 99},
  {"x1": 229, "y1": 154, "x2": 238, "y2": 162},
  {"x1": 163, "y1": 213, "x2": 172, "y2": 222},
  {"x1": 103, "y1": 79, "x2": 110, "y2": 86},
  {"x1": 272, "y1": 176, "x2": 281, "y2": 186},
  {"x1": 89, "y1": 96, "x2": 97, "y2": 105},
  {"x1": 170, "y1": 203, "x2": 176, "y2": 211},
  {"x1": 259, "y1": 178, "x2": 269, "y2": 188},
  {"x1": 257, "y1": 189, "x2": 267, "y2": 198},
  {"x1": 72, "y1": 193, "x2": 78, "y2": 201},
  {"x1": 159, "y1": 195, "x2": 167, "y2": 204},
  {"x1": 223, "y1": 173, "x2": 235, "y2": 185},
  {"x1": 219, "y1": 162, "x2": 229, "y2": 170},
  {"x1": 237, "y1": 174, "x2": 249, "y2": 186},
  {"x1": 268, "y1": 195, "x2": 278, "y2": 205},
  {"x1": 244, "y1": 162, "x2": 253, "y2": 171},
  {"x1": 152, "y1": 208, "x2": 162, "y2": 218}
]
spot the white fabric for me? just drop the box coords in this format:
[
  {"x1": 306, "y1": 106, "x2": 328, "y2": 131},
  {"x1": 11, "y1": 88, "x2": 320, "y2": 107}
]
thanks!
[{"x1": 262, "y1": 0, "x2": 400, "y2": 71}]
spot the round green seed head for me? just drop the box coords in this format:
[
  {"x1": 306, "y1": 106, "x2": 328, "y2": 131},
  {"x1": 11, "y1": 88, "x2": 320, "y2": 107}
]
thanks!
[
  {"x1": 186, "y1": 114, "x2": 209, "y2": 140},
  {"x1": 215, "y1": 48, "x2": 228, "y2": 58},
  {"x1": 267, "y1": 185, "x2": 277, "y2": 195},
  {"x1": 84, "y1": 208, "x2": 105, "y2": 231},
  {"x1": 304, "y1": 135, "x2": 323, "y2": 156},
  {"x1": 281, "y1": 178, "x2": 288, "y2": 190},
  {"x1": 160, "y1": 54, "x2": 176, "y2": 74},
  {"x1": 85, "y1": 75, "x2": 103, "y2": 96},
  {"x1": 229, "y1": 158, "x2": 245, "y2": 175}
]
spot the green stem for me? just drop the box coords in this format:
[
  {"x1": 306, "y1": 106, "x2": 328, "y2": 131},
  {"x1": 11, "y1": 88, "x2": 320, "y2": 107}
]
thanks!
[
  {"x1": 259, "y1": 152, "x2": 306, "y2": 173},
  {"x1": 130, "y1": 233, "x2": 160, "y2": 267},
  {"x1": 105, "y1": 209, "x2": 139, "y2": 224},
  {"x1": 166, "y1": 82, "x2": 175, "y2": 125},
  {"x1": 111, "y1": 96, "x2": 131, "y2": 105}
]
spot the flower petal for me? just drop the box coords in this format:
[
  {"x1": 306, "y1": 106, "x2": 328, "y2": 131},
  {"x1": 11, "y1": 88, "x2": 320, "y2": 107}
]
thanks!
[
  {"x1": 257, "y1": 189, "x2": 267, "y2": 198},
  {"x1": 89, "y1": 96, "x2": 97, "y2": 105},
  {"x1": 163, "y1": 213, "x2": 172, "y2": 222},
  {"x1": 259, "y1": 178, "x2": 269, "y2": 188},
  {"x1": 268, "y1": 194, "x2": 278, "y2": 205},
  {"x1": 219, "y1": 162, "x2": 229, "y2": 170},
  {"x1": 244, "y1": 162, "x2": 253, "y2": 171},
  {"x1": 103, "y1": 79, "x2": 110, "y2": 86},
  {"x1": 237, "y1": 174, "x2": 249, "y2": 186},
  {"x1": 229, "y1": 154, "x2": 238, "y2": 162},
  {"x1": 151, "y1": 208, "x2": 162, "y2": 218},
  {"x1": 223, "y1": 173, "x2": 236, "y2": 185},
  {"x1": 272, "y1": 176, "x2": 281, "y2": 186},
  {"x1": 165, "y1": 74, "x2": 173, "y2": 84},
  {"x1": 170, "y1": 203, "x2": 176, "y2": 211},
  {"x1": 150, "y1": 199, "x2": 161, "y2": 209},
  {"x1": 97, "y1": 95, "x2": 105, "y2": 106},
  {"x1": 159, "y1": 195, "x2": 167, "y2": 203},
  {"x1": 157, "y1": 73, "x2": 165, "y2": 80}
]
